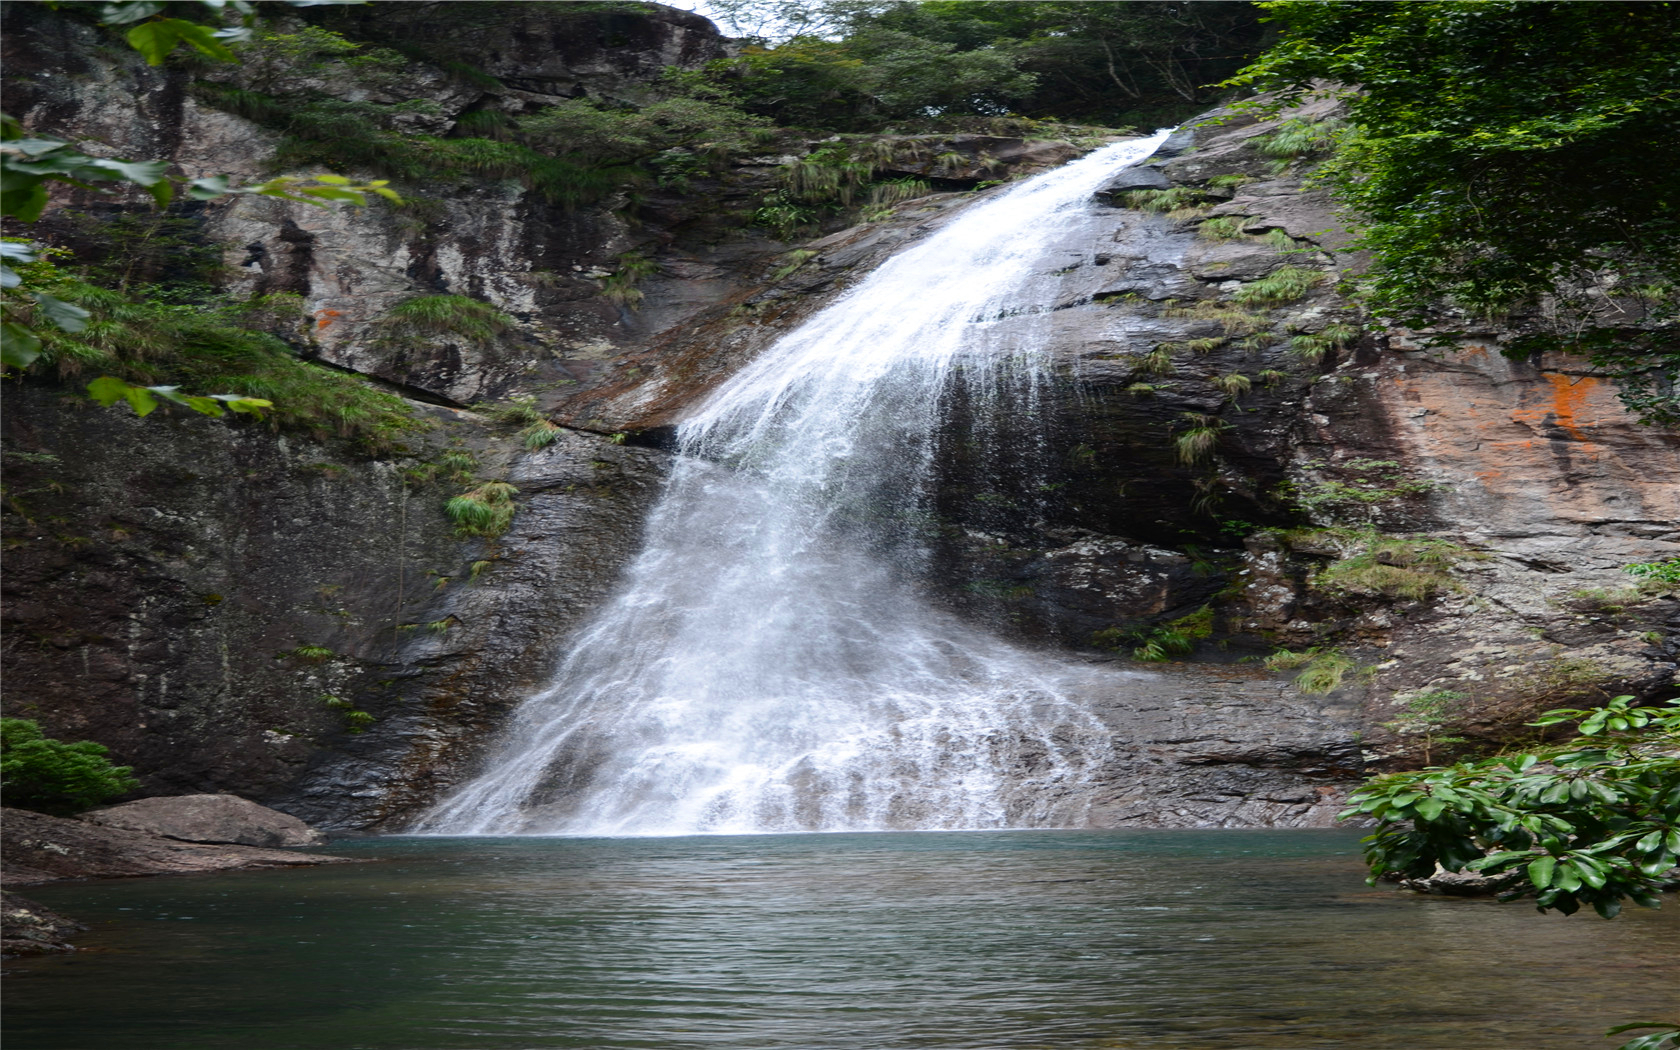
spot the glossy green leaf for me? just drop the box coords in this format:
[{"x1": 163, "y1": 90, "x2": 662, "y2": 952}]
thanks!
[
  {"x1": 3, "y1": 179, "x2": 50, "y2": 221},
  {"x1": 84, "y1": 157, "x2": 170, "y2": 188},
  {"x1": 1527, "y1": 855, "x2": 1556, "y2": 889},
  {"x1": 99, "y1": 2, "x2": 166, "y2": 25},
  {"x1": 32, "y1": 292, "x2": 90, "y2": 333},
  {"x1": 1, "y1": 321, "x2": 43, "y2": 368},
  {"x1": 125, "y1": 21, "x2": 179, "y2": 65},
  {"x1": 161, "y1": 19, "x2": 238, "y2": 63},
  {"x1": 187, "y1": 175, "x2": 231, "y2": 200}
]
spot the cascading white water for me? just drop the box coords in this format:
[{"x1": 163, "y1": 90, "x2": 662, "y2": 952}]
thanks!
[{"x1": 417, "y1": 131, "x2": 1172, "y2": 836}]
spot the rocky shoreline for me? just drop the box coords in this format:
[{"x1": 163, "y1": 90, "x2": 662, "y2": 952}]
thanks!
[{"x1": 1, "y1": 796, "x2": 351, "y2": 955}]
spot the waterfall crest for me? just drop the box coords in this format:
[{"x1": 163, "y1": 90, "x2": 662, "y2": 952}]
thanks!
[{"x1": 417, "y1": 132, "x2": 1173, "y2": 835}]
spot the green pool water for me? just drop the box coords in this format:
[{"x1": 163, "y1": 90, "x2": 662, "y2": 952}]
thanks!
[{"x1": 5, "y1": 830, "x2": 1675, "y2": 1049}]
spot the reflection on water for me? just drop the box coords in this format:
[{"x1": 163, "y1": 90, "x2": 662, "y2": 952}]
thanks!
[{"x1": 6, "y1": 831, "x2": 1676, "y2": 1050}]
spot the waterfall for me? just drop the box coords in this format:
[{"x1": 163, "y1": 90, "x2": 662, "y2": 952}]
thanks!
[{"x1": 417, "y1": 131, "x2": 1173, "y2": 836}]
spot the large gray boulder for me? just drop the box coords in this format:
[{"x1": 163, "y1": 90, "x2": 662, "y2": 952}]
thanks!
[{"x1": 81, "y1": 794, "x2": 326, "y2": 847}]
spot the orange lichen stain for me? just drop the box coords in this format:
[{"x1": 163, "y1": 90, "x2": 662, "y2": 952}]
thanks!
[
  {"x1": 1462, "y1": 344, "x2": 1489, "y2": 357},
  {"x1": 1509, "y1": 372, "x2": 1600, "y2": 443},
  {"x1": 316, "y1": 309, "x2": 343, "y2": 331}
]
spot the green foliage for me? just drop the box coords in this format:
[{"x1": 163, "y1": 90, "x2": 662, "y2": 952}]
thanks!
[
  {"x1": 59, "y1": 209, "x2": 226, "y2": 292},
  {"x1": 1279, "y1": 526, "x2": 1478, "y2": 602},
  {"x1": 1385, "y1": 689, "x2": 1470, "y2": 765},
  {"x1": 1284, "y1": 459, "x2": 1443, "y2": 520},
  {"x1": 514, "y1": 91, "x2": 771, "y2": 169},
  {"x1": 1286, "y1": 323, "x2": 1358, "y2": 365},
  {"x1": 480, "y1": 396, "x2": 544, "y2": 428},
  {"x1": 0, "y1": 718, "x2": 138, "y2": 814},
  {"x1": 1173, "y1": 412, "x2": 1228, "y2": 465},
  {"x1": 446, "y1": 481, "x2": 519, "y2": 538},
  {"x1": 1265, "y1": 646, "x2": 1359, "y2": 694},
  {"x1": 1344, "y1": 695, "x2": 1680, "y2": 921},
  {"x1": 377, "y1": 295, "x2": 512, "y2": 345},
  {"x1": 9, "y1": 264, "x2": 423, "y2": 454},
  {"x1": 1161, "y1": 301, "x2": 1267, "y2": 337},
  {"x1": 1607, "y1": 1021, "x2": 1680, "y2": 1050},
  {"x1": 714, "y1": 29, "x2": 1037, "y2": 132},
  {"x1": 436, "y1": 449, "x2": 478, "y2": 483},
  {"x1": 195, "y1": 56, "x2": 770, "y2": 210},
  {"x1": 1114, "y1": 605, "x2": 1216, "y2": 662},
  {"x1": 279, "y1": 644, "x2": 334, "y2": 663},
  {"x1": 1316, "y1": 537, "x2": 1468, "y2": 602},
  {"x1": 1122, "y1": 187, "x2": 1212, "y2": 215},
  {"x1": 1226, "y1": 2, "x2": 1680, "y2": 424},
  {"x1": 709, "y1": 1, "x2": 1264, "y2": 130},
  {"x1": 86, "y1": 376, "x2": 271, "y2": 420},
  {"x1": 520, "y1": 420, "x2": 562, "y2": 450},
  {"x1": 771, "y1": 248, "x2": 820, "y2": 280},
  {"x1": 1625, "y1": 557, "x2": 1680, "y2": 587},
  {"x1": 1136, "y1": 345, "x2": 1176, "y2": 377},
  {"x1": 1196, "y1": 215, "x2": 1247, "y2": 241},
  {"x1": 599, "y1": 252, "x2": 658, "y2": 309},
  {"x1": 2, "y1": 106, "x2": 393, "y2": 372},
  {"x1": 1250, "y1": 116, "x2": 1345, "y2": 172},
  {"x1": 1231, "y1": 265, "x2": 1325, "y2": 307},
  {"x1": 319, "y1": 694, "x2": 375, "y2": 735},
  {"x1": 1211, "y1": 372, "x2": 1251, "y2": 401}
]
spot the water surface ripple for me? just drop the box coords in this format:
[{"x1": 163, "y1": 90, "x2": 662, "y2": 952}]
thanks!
[{"x1": 7, "y1": 832, "x2": 1676, "y2": 1049}]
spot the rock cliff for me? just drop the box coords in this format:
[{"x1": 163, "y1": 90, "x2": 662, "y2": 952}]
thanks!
[{"x1": 2, "y1": 2, "x2": 1673, "y2": 831}]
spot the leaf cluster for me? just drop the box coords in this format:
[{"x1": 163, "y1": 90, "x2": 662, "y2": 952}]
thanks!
[
  {"x1": 1345, "y1": 695, "x2": 1680, "y2": 919},
  {"x1": 0, "y1": 717, "x2": 139, "y2": 815},
  {"x1": 707, "y1": 1, "x2": 1263, "y2": 130},
  {"x1": 1224, "y1": 2, "x2": 1680, "y2": 422}
]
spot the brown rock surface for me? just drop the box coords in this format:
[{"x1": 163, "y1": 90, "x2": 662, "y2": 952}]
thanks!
[
  {"x1": 81, "y1": 794, "x2": 326, "y2": 848},
  {"x1": 0, "y1": 807, "x2": 352, "y2": 886}
]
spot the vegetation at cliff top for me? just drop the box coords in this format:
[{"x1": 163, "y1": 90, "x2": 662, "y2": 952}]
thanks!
[
  {"x1": 0, "y1": 717, "x2": 139, "y2": 815},
  {"x1": 1226, "y1": 1, "x2": 1680, "y2": 426},
  {"x1": 699, "y1": 0, "x2": 1265, "y2": 130}
]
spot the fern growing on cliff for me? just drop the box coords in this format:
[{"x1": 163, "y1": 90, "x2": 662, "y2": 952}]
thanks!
[
  {"x1": 1232, "y1": 265, "x2": 1325, "y2": 307},
  {"x1": 377, "y1": 295, "x2": 512, "y2": 346},
  {"x1": 1173, "y1": 413, "x2": 1228, "y2": 465},
  {"x1": 446, "y1": 481, "x2": 519, "y2": 537}
]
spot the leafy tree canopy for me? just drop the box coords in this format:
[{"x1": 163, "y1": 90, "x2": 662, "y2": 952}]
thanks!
[
  {"x1": 701, "y1": 0, "x2": 1264, "y2": 131},
  {"x1": 1226, "y1": 1, "x2": 1680, "y2": 425},
  {"x1": 0, "y1": 718, "x2": 139, "y2": 814}
]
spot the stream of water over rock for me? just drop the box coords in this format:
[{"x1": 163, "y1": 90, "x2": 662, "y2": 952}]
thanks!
[{"x1": 417, "y1": 133, "x2": 1173, "y2": 835}]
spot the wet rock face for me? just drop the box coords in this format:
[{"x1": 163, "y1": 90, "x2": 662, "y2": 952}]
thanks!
[
  {"x1": 1, "y1": 384, "x2": 666, "y2": 827},
  {"x1": 1082, "y1": 664, "x2": 1362, "y2": 828},
  {"x1": 1, "y1": 891, "x2": 86, "y2": 956}
]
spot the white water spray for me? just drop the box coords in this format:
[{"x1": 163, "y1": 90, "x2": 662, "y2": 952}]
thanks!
[{"x1": 418, "y1": 132, "x2": 1172, "y2": 835}]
